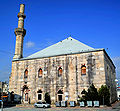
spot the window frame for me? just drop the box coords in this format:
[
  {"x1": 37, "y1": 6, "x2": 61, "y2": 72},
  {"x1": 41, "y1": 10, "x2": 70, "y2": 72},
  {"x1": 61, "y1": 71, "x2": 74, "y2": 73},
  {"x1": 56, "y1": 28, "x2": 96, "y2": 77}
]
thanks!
[
  {"x1": 38, "y1": 68, "x2": 43, "y2": 78},
  {"x1": 24, "y1": 69, "x2": 28, "y2": 78},
  {"x1": 81, "y1": 65, "x2": 86, "y2": 75},
  {"x1": 58, "y1": 67, "x2": 62, "y2": 77}
]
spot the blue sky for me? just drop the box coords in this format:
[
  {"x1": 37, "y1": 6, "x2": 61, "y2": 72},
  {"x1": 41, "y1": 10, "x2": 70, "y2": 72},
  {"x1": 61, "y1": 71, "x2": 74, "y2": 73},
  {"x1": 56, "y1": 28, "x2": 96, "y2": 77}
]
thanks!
[{"x1": 0, "y1": 0, "x2": 120, "y2": 82}]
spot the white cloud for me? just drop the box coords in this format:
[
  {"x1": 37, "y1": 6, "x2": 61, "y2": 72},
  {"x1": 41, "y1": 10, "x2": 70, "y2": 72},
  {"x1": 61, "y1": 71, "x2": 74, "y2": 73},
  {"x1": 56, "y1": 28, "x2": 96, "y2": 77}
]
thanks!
[{"x1": 25, "y1": 41, "x2": 35, "y2": 48}]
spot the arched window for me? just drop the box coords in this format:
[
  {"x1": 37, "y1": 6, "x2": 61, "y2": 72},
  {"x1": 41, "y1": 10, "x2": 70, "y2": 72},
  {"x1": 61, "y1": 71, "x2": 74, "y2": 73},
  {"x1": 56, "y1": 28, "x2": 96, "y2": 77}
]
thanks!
[
  {"x1": 37, "y1": 90, "x2": 42, "y2": 100},
  {"x1": 24, "y1": 69, "x2": 28, "y2": 78},
  {"x1": 58, "y1": 67, "x2": 62, "y2": 76},
  {"x1": 38, "y1": 68, "x2": 43, "y2": 78},
  {"x1": 81, "y1": 65, "x2": 86, "y2": 75}
]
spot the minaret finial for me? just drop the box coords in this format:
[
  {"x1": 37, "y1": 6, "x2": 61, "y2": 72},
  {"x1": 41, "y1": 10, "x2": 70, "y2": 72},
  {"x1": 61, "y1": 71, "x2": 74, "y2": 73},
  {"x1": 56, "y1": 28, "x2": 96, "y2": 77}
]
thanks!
[{"x1": 13, "y1": 4, "x2": 26, "y2": 59}]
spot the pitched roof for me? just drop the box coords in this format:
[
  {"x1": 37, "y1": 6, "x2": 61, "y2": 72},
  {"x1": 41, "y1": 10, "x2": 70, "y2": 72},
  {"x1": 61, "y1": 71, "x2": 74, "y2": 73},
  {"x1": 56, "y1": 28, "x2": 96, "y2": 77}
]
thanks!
[{"x1": 24, "y1": 37, "x2": 95, "y2": 59}]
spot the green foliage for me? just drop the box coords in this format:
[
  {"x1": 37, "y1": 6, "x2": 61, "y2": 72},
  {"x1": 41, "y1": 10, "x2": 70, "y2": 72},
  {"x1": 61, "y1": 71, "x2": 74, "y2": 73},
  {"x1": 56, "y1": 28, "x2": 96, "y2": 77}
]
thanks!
[
  {"x1": 80, "y1": 84, "x2": 110, "y2": 106},
  {"x1": 81, "y1": 89, "x2": 86, "y2": 94},
  {"x1": 82, "y1": 84, "x2": 99, "y2": 101},
  {"x1": 80, "y1": 89, "x2": 87, "y2": 102},
  {"x1": 79, "y1": 97, "x2": 85, "y2": 102},
  {"x1": 98, "y1": 85, "x2": 110, "y2": 105},
  {"x1": 45, "y1": 92, "x2": 51, "y2": 104}
]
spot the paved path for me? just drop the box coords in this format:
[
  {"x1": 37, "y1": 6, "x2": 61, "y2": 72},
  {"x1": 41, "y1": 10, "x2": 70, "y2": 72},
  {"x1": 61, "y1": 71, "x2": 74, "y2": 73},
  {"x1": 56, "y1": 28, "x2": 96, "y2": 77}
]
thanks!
[
  {"x1": 2, "y1": 102, "x2": 120, "y2": 111},
  {"x1": 2, "y1": 107, "x2": 120, "y2": 111}
]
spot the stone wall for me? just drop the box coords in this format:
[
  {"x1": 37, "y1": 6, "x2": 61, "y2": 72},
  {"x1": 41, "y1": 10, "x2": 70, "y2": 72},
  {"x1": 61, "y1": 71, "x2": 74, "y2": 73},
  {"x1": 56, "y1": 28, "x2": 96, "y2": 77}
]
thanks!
[
  {"x1": 9, "y1": 50, "x2": 116, "y2": 104},
  {"x1": 104, "y1": 52, "x2": 117, "y2": 103}
]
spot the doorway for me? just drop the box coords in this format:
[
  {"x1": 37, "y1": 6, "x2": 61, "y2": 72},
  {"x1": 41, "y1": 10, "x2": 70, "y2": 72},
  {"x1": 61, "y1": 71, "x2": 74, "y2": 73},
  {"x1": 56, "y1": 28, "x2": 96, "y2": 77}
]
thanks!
[
  {"x1": 22, "y1": 85, "x2": 29, "y2": 103},
  {"x1": 57, "y1": 90, "x2": 63, "y2": 101},
  {"x1": 58, "y1": 95, "x2": 62, "y2": 101},
  {"x1": 25, "y1": 93, "x2": 28, "y2": 101}
]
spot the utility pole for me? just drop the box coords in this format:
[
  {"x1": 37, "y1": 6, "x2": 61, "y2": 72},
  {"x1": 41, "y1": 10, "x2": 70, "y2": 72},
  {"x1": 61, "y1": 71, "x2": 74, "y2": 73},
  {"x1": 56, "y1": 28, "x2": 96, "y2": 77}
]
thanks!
[{"x1": 103, "y1": 95, "x2": 104, "y2": 106}]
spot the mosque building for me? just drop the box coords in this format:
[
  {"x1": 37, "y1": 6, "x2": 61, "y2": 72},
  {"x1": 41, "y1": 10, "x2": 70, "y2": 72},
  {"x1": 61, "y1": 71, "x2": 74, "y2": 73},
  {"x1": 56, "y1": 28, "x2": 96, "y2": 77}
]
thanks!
[{"x1": 9, "y1": 4, "x2": 117, "y2": 104}]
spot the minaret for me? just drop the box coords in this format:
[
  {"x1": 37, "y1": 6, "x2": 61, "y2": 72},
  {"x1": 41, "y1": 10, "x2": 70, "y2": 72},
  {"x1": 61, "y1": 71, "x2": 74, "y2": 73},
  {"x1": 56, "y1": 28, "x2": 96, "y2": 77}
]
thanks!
[{"x1": 13, "y1": 4, "x2": 26, "y2": 59}]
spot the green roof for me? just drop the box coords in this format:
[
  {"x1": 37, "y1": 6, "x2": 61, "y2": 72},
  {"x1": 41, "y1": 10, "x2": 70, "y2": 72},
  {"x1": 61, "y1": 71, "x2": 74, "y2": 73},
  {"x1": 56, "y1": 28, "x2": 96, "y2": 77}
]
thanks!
[{"x1": 23, "y1": 37, "x2": 95, "y2": 59}]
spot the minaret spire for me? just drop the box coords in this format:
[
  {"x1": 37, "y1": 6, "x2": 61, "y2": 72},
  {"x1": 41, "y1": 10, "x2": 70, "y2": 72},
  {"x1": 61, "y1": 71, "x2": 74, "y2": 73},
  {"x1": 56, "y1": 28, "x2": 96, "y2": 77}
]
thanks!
[{"x1": 13, "y1": 4, "x2": 26, "y2": 59}]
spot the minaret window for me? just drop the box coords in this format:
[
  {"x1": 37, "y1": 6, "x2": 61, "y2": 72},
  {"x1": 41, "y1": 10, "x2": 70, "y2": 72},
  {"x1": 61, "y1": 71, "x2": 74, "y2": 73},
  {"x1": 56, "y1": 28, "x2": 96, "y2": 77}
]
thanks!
[
  {"x1": 24, "y1": 69, "x2": 28, "y2": 78},
  {"x1": 58, "y1": 67, "x2": 62, "y2": 76},
  {"x1": 38, "y1": 68, "x2": 43, "y2": 78},
  {"x1": 81, "y1": 65, "x2": 86, "y2": 75}
]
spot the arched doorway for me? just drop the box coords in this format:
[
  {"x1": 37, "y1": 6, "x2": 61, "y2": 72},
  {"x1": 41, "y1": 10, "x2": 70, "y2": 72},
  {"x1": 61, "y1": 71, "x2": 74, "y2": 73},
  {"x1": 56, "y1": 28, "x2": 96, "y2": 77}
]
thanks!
[
  {"x1": 22, "y1": 85, "x2": 29, "y2": 103},
  {"x1": 57, "y1": 90, "x2": 63, "y2": 101}
]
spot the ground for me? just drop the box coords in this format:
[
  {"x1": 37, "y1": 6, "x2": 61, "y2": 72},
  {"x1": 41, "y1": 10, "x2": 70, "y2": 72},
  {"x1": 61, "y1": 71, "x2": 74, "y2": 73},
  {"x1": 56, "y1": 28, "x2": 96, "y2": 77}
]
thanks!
[
  {"x1": 2, "y1": 106, "x2": 120, "y2": 111},
  {"x1": 2, "y1": 101, "x2": 120, "y2": 111}
]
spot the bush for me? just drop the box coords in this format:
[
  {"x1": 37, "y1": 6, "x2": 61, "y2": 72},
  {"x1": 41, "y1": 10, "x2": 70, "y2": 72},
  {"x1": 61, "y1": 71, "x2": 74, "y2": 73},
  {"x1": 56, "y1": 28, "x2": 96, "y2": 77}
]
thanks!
[{"x1": 98, "y1": 85, "x2": 110, "y2": 106}]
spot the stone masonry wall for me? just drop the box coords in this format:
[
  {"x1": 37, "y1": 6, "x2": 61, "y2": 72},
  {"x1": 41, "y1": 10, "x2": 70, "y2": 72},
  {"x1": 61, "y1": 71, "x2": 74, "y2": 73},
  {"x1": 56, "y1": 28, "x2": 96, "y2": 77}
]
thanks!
[
  {"x1": 9, "y1": 50, "x2": 116, "y2": 104},
  {"x1": 104, "y1": 52, "x2": 117, "y2": 103}
]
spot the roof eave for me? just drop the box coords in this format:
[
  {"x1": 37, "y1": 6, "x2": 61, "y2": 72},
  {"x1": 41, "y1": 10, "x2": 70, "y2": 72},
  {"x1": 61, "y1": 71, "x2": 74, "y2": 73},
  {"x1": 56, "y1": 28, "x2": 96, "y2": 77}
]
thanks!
[
  {"x1": 12, "y1": 48, "x2": 104, "y2": 62},
  {"x1": 103, "y1": 49, "x2": 116, "y2": 69}
]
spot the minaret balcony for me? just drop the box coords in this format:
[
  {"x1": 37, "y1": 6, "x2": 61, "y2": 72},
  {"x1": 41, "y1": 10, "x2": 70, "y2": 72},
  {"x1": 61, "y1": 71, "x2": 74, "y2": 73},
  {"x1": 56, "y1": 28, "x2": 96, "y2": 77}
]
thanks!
[
  {"x1": 14, "y1": 28, "x2": 26, "y2": 36},
  {"x1": 17, "y1": 12, "x2": 26, "y2": 18}
]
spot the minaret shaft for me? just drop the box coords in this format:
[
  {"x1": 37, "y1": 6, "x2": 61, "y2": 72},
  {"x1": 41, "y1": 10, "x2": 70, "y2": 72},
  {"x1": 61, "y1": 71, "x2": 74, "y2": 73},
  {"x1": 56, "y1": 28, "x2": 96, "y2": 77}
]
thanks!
[{"x1": 13, "y1": 4, "x2": 26, "y2": 59}]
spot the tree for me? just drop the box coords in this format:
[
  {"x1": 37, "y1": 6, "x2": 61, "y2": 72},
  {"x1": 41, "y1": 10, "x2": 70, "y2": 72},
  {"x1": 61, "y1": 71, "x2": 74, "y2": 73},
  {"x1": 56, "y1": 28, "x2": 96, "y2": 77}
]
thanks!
[
  {"x1": 80, "y1": 89, "x2": 87, "y2": 102},
  {"x1": 80, "y1": 84, "x2": 110, "y2": 106},
  {"x1": 87, "y1": 84, "x2": 99, "y2": 101},
  {"x1": 81, "y1": 84, "x2": 99, "y2": 101},
  {"x1": 98, "y1": 85, "x2": 110, "y2": 106},
  {"x1": 81, "y1": 89, "x2": 87, "y2": 94},
  {"x1": 45, "y1": 92, "x2": 51, "y2": 104}
]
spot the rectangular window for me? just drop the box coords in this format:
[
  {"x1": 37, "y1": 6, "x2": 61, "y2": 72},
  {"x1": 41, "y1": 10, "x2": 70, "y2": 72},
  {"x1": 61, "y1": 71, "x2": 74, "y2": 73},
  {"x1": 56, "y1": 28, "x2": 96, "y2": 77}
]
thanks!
[{"x1": 38, "y1": 94, "x2": 42, "y2": 100}]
